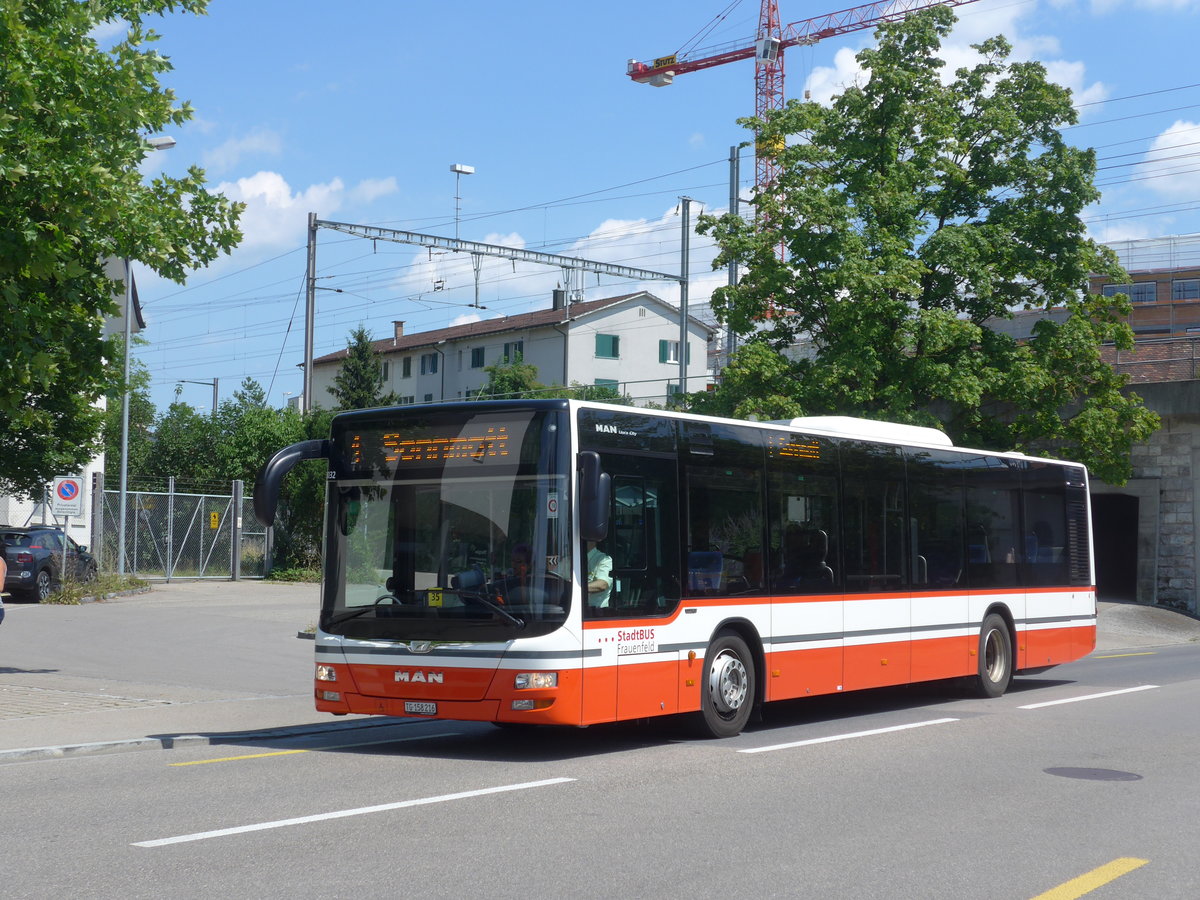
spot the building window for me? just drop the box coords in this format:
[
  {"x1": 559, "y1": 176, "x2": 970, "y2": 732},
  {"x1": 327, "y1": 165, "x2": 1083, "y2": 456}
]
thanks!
[
  {"x1": 1173, "y1": 279, "x2": 1200, "y2": 301},
  {"x1": 471, "y1": 347, "x2": 485, "y2": 368},
  {"x1": 380, "y1": 360, "x2": 390, "y2": 382},
  {"x1": 658, "y1": 339, "x2": 690, "y2": 364},
  {"x1": 399, "y1": 395, "x2": 415, "y2": 405},
  {"x1": 503, "y1": 340, "x2": 524, "y2": 362},
  {"x1": 594, "y1": 378, "x2": 619, "y2": 389},
  {"x1": 423, "y1": 393, "x2": 434, "y2": 403},
  {"x1": 420, "y1": 352, "x2": 438, "y2": 375},
  {"x1": 1102, "y1": 282, "x2": 1157, "y2": 303},
  {"x1": 402, "y1": 356, "x2": 412, "y2": 378},
  {"x1": 595, "y1": 334, "x2": 620, "y2": 359},
  {"x1": 666, "y1": 382, "x2": 682, "y2": 398}
]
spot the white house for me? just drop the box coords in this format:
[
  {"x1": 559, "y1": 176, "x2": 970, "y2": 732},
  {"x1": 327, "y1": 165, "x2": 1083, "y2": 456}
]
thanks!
[{"x1": 309, "y1": 291, "x2": 714, "y2": 408}]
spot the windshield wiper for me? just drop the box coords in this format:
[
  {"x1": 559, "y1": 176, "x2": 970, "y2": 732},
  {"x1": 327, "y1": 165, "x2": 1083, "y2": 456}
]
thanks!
[
  {"x1": 455, "y1": 590, "x2": 525, "y2": 628},
  {"x1": 327, "y1": 605, "x2": 384, "y2": 626}
]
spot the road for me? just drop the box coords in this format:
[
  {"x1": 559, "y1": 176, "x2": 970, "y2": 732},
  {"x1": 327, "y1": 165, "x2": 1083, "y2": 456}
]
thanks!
[{"x1": 4, "y1": 619, "x2": 1196, "y2": 898}]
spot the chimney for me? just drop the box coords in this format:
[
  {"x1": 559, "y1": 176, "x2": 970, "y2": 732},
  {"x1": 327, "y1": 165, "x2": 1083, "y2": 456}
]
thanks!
[
  {"x1": 392, "y1": 320, "x2": 405, "y2": 345},
  {"x1": 552, "y1": 289, "x2": 567, "y2": 310}
]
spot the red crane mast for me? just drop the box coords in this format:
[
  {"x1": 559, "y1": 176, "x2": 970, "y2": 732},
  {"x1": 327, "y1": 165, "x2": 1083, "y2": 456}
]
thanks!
[{"x1": 627, "y1": 0, "x2": 982, "y2": 190}]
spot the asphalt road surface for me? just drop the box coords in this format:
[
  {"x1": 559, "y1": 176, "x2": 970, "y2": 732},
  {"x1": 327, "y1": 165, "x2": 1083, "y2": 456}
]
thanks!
[{"x1": 4, "y1": 621, "x2": 1196, "y2": 899}]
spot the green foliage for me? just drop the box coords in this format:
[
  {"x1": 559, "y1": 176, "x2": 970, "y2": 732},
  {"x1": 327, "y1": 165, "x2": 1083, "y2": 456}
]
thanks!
[
  {"x1": 102, "y1": 336, "x2": 155, "y2": 483},
  {"x1": 697, "y1": 8, "x2": 1157, "y2": 484},
  {"x1": 47, "y1": 572, "x2": 149, "y2": 605},
  {"x1": 0, "y1": 0, "x2": 242, "y2": 497},
  {"x1": 265, "y1": 566, "x2": 322, "y2": 583},
  {"x1": 475, "y1": 353, "x2": 544, "y2": 400},
  {"x1": 328, "y1": 325, "x2": 385, "y2": 411},
  {"x1": 688, "y1": 340, "x2": 803, "y2": 421}
]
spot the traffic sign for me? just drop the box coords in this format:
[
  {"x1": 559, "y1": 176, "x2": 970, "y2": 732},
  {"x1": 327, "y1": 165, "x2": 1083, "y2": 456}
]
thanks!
[{"x1": 50, "y1": 476, "x2": 84, "y2": 517}]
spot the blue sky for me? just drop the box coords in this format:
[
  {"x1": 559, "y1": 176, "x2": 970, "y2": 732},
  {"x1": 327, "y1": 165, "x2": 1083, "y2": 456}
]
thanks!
[{"x1": 125, "y1": 0, "x2": 1200, "y2": 412}]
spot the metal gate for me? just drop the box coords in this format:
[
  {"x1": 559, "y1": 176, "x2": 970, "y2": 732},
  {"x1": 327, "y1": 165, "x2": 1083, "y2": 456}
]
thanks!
[{"x1": 98, "y1": 479, "x2": 267, "y2": 580}]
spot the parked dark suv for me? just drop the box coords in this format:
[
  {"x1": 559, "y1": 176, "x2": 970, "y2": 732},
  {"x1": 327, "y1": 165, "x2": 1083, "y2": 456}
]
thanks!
[{"x1": 1, "y1": 526, "x2": 97, "y2": 601}]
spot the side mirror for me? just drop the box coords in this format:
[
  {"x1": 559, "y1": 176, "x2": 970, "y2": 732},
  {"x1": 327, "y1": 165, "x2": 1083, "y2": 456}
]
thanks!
[
  {"x1": 254, "y1": 439, "x2": 330, "y2": 525},
  {"x1": 578, "y1": 451, "x2": 611, "y2": 543}
]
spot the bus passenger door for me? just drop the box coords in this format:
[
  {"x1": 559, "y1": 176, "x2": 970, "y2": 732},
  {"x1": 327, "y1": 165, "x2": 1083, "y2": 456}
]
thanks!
[{"x1": 606, "y1": 463, "x2": 683, "y2": 721}]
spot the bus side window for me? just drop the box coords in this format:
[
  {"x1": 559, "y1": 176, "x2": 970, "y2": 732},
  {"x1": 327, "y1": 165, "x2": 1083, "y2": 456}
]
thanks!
[
  {"x1": 906, "y1": 449, "x2": 966, "y2": 589},
  {"x1": 765, "y1": 434, "x2": 840, "y2": 595},
  {"x1": 841, "y1": 442, "x2": 907, "y2": 592},
  {"x1": 964, "y1": 457, "x2": 1021, "y2": 589},
  {"x1": 682, "y1": 422, "x2": 765, "y2": 598}
]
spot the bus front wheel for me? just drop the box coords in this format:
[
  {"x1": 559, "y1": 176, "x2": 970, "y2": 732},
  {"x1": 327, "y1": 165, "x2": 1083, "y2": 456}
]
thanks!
[
  {"x1": 974, "y1": 613, "x2": 1013, "y2": 698},
  {"x1": 698, "y1": 632, "x2": 755, "y2": 738}
]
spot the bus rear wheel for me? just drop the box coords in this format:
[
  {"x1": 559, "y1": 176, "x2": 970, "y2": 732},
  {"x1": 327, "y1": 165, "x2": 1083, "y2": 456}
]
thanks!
[
  {"x1": 974, "y1": 613, "x2": 1013, "y2": 698},
  {"x1": 698, "y1": 632, "x2": 755, "y2": 738}
]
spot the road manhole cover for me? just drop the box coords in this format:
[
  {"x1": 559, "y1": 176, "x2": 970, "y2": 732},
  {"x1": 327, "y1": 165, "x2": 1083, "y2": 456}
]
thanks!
[{"x1": 1044, "y1": 767, "x2": 1143, "y2": 781}]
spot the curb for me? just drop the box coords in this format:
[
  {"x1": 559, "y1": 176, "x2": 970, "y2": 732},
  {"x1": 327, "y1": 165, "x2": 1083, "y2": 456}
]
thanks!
[{"x1": 0, "y1": 716, "x2": 413, "y2": 764}]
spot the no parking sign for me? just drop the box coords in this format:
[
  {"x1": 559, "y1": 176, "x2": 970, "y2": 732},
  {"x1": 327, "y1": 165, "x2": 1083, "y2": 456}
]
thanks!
[{"x1": 50, "y1": 475, "x2": 84, "y2": 517}]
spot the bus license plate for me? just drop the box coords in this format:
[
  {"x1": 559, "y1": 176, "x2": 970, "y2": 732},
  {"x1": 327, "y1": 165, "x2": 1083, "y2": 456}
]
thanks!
[{"x1": 404, "y1": 701, "x2": 437, "y2": 716}]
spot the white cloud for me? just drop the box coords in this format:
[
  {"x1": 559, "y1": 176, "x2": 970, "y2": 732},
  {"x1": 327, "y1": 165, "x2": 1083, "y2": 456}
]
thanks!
[
  {"x1": 203, "y1": 130, "x2": 283, "y2": 173},
  {"x1": 350, "y1": 177, "x2": 399, "y2": 205},
  {"x1": 689, "y1": 132, "x2": 706, "y2": 148},
  {"x1": 1136, "y1": 120, "x2": 1200, "y2": 196},
  {"x1": 215, "y1": 171, "x2": 345, "y2": 249},
  {"x1": 449, "y1": 312, "x2": 483, "y2": 327}
]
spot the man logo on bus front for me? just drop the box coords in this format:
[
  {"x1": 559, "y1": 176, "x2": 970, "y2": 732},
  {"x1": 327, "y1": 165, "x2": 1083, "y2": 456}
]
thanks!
[{"x1": 408, "y1": 641, "x2": 433, "y2": 653}]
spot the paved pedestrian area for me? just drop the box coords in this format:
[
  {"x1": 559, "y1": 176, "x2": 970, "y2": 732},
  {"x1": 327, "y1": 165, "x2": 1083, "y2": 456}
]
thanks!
[{"x1": 0, "y1": 683, "x2": 173, "y2": 719}]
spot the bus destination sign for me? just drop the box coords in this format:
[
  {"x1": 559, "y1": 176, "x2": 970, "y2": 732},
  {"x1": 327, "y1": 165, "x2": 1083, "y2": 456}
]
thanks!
[{"x1": 348, "y1": 426, "x2": 510, "y2": 467}]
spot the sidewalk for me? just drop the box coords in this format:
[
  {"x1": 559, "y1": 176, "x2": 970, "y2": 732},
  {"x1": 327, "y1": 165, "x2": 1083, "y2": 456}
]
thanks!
[
  {"x1": 1, "y1": 586, "x2": 1197, "y2": 763},
  {"x1": 0, "y1": 580, "x2": 393, "y2": 762}
]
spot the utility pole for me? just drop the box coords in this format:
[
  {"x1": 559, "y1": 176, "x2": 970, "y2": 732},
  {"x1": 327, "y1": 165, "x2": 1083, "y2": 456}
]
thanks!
[
  {"x1": 303, "y1": 212, "x2": 317, "y2": 412},
  {"x1": 727, "y1": 145, "x2": 741, "y2": 368},
  {"x1": 678, "y1": 197, "x2": 692, "y2": 398}
]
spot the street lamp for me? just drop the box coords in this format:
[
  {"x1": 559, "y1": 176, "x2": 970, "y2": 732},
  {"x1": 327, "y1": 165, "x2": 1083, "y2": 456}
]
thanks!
[
  {"x1": 117, "y1": 135, "x2": 174, "y2": 576},
  {"x1": 176, "y1": 378, "x2": 219, "y2": 414},
  {"x1": 450, "y1": 163, "x2": 474, "y2": 240}
]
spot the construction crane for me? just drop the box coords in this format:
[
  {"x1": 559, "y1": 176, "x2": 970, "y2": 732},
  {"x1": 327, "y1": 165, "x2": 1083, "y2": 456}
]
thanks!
[{"x1": 627, "y1": 0, "x2": 982, "y2": 192}]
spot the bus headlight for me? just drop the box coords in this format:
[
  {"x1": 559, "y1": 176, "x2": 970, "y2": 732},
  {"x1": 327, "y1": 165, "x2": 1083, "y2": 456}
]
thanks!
[
  {"x1": 514, "y1": 672, "x2": 557, "y2": 689},
  {"x1": 316, "y1": 665, "x2": 337, "y2": 682}
]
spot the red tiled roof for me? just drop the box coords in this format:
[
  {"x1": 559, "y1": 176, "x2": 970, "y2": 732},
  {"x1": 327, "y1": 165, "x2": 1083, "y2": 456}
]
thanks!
[{"x1": 312, "y1": 291, "x2": 710, "y2": 364}]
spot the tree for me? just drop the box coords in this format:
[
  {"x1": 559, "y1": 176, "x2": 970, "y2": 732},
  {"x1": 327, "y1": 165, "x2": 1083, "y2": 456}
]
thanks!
[
  {"x1": 328, "y1": 325, "x2": 387, "y2": 410},
  {"x1": 475, "y1": 354, "x2": 545, "y2": 400},
  {"x1": 0, "y1": 1, "x2": 242, "y2": 498},
  {"x1": 102, "y1": 336, "x2": 155, "y2": 483},
  {"x1": 698, "y1": 8, "x2": 1157, "y2": 484}
]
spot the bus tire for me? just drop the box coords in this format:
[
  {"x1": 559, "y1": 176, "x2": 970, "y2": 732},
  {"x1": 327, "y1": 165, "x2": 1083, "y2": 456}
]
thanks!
[
  {"x1": 698, "y1": 632, "x2": 755, "y2": 738},
  {"x1": 974, "y1": 613, "x2": 1013, "y2": 698}
]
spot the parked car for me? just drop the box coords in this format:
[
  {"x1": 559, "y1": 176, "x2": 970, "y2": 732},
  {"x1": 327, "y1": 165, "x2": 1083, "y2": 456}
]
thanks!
[{"x1": 1, "y1": 526, "x2": 97, "y2": 601}]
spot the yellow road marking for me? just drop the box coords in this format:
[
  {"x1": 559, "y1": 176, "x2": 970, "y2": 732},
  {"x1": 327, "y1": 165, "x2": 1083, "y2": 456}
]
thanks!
[
  {"x1": 1031, "y1": 857, "x2": 1149, "y2": 900},
  {"x1": 171, "y1": 750, "x2": 308, "y2": 766},
  {"x1": 168, "y1": 732, "x2": 460, "y2": 766},
  {"x1": 1093, "y1": 652, "x2": 1156, "y2": 659}
]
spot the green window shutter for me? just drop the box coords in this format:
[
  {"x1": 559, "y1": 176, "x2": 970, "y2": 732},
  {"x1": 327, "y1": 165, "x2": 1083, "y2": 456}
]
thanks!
[{"x1": 659, "y1": 339, "x2": 668, "y2": 363}]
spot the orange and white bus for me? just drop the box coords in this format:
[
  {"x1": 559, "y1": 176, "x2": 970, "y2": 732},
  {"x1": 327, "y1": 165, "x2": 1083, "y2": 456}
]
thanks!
[{"x1": 254, "y1": 400, "x2": 1096, "y2": 738}]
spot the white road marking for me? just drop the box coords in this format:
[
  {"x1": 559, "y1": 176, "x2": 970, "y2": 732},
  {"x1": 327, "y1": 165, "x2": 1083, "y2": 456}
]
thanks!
[
  {"x1": 133, "y1": 777, "x2": 575, "y2": 847},
  {"x1": 738, "y1": 718, "x2": 960, "y2": 754},
  {"x1": 1019, "y1": 684, "x2": 1160, "y2": 710}
]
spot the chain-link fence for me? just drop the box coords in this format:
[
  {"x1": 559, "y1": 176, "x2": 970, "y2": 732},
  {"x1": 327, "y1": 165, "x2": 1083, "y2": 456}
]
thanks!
[{"x1": 97, "y1": 480, "x2": 268, "y2": 580}]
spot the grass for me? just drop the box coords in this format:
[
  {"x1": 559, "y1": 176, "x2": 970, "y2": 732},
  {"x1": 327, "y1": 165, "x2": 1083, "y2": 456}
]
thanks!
[
  {"x1": 266, "y1": 566, "x2": 321, "y2": 583},
  {"x1": 44, "y1": 573, "x2": 151, "y2": 605}
]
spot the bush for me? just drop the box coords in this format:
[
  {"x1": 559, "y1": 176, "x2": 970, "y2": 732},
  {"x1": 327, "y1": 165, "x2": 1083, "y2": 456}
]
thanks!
[{"x1": 46, "y1": 573, "x2": 150, "y2": 605}]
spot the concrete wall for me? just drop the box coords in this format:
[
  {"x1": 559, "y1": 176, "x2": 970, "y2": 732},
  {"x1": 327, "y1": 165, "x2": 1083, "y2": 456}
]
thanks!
[{"x1": 1093, "y1": 380, "x2": 1200, "y2": 612}]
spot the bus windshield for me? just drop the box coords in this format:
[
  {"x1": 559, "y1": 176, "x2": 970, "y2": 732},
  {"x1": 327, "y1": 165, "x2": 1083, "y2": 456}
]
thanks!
[{"x1": 321, "y1": 407, "x2": 571, "y2": 641}]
